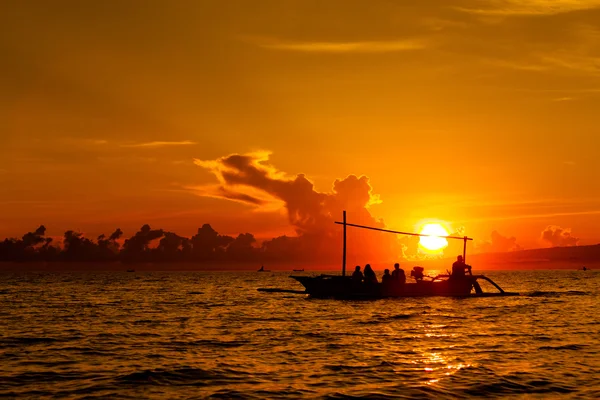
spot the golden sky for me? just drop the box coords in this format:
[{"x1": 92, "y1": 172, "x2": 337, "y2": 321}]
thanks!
[{"x1": 1, "y1": 0, "x2": 600, "y2": 251}]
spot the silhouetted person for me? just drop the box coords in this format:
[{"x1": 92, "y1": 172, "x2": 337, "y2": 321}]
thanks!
[
  {"x1": 352, "y1": 265, "x2": 364, "y2": 282},
  {"x1": 381, "y1": 268, "x2": 392, "y2": 294},
  {"x1": 391, "y1": 263, "x2": 406, "y2": 284},
  {"x1": 364, "y1": 264, "x2": 378, "y2": 284},
  {"x1": 451, "y1": 255, "x2": 471, "y2": 278},
  {"x1": 382, "y1": 269, "x2": 392, "y2": 284}
]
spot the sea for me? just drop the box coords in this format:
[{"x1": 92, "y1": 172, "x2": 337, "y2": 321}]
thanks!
[{"x1": 0, "y1": 270, "x2": 598, "y2": 399}]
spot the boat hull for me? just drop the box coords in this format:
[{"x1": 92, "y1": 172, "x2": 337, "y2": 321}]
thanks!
[{"x1": 292, "y1": 275, "x2": 485, "y2": 299}]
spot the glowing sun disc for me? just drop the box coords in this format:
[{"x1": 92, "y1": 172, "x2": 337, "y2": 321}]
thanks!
[{"x1": 419, "y1": 224, "x2": 449, "y2": 251}]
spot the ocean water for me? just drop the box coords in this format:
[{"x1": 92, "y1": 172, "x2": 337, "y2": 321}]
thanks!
[{"x1": 0, "y1": 270, "x2": 598, "y2": 399}]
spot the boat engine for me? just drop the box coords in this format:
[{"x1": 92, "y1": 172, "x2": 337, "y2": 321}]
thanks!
[{"x1": 411, "y1": 266, "x2": 424, "y2": 281}]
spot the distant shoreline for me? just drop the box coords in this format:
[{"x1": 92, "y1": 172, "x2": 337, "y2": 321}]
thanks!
[{"x1": 0, "y1": 260, "x2": 597, "y2": 272}]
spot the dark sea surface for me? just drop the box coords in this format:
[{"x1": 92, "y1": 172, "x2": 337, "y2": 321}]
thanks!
[{"x1": 1, "y1": 269, "x2": 599, "y2": 399}]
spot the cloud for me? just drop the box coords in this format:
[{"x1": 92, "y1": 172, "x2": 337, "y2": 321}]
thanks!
[
  {"x1": 187, "y1": 182, "x2": 283, "y2": 211},
  {"x1": 459, "y1": 209, "x2": 600, "y2": 223},
  {"x1": 540, "y1": 225, "x2": 579, "y2": 247},
  {"x1": 477, "y1": 231, "x2": 523, "y2": 253},
  {"x1": 457, "y1": 0, "x2": 600, "y2": 16},
  {"x1": 121, "y1": 140, "x2": 197, "y2": 148},
  {"x1": 193, "y1": 151, "x2": 399, "y2": 261},
  {"x1": 193, "y1": 151, "x2": 381, "y2": 232},
  {"x1": 249, "y1": 37, "x2": 427, "y2": 53},
  {"x1": 484, "y1": 59, "x2": 550, "y2": 72}
]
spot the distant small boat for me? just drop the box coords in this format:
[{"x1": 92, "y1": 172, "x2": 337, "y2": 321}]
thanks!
[
  {"x1": 293, "y1": 269, "x2": 304, "y2": 272},
  {"x1": 126, "y1": 269, "x2": 135, "y2": 273},
  {"x1": 257, "y1": 265, "x2": 271, "y2": 272},
  {"x1": 582, "y1": 266, "x2": 588, "y2": 271}
]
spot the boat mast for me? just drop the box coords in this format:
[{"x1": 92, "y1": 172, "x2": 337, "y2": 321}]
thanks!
[{"x1": 342, "y1": 211, "x2": 347, "y2": 276}]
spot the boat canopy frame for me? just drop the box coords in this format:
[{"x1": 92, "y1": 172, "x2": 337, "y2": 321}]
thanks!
[{"x1": 335, "y1": 210, "x2": 473, "y2": 277}]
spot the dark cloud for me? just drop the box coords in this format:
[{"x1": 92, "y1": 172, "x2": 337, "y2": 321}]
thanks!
[
  {"x1": 478, "y1": 230, "x2": 523, "y2": 253},
  {"x1": 217, "y1": 186, "x2": 267, "y2": 206},
  {"x1": 194, "y1": 151, "x2": 400, "y2": 262},
  {"x1": 541, "y1": 225, "x2": 579, "y2": 247},
  {"x1": 194, "y1": 151, "x2": 382, "y2": 233}
]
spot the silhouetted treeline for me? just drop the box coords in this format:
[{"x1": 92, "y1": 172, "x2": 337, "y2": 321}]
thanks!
[{"x1": 0, "y1": 224, "x2": 331, "y2": 264}]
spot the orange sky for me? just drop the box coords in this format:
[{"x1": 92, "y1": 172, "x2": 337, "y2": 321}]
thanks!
[{"x1": 1, "y1": 1, "x2": 600, "y2": 253}]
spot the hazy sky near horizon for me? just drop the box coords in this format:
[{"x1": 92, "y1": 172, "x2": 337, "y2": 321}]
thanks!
[{"x1": 2, "y1": 0, "x2": 600, "y2": 251}]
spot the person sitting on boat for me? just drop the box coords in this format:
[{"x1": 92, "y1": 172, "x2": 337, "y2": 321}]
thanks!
[
  {"x1": 352, "y1": 265, "x2": 364, "y2": 282},
  {"x1": 382, "y1": 269, "x2": 392, "y2": 284},
  {"x1": 451, "y1": 255, "x2": 471, "y2": 278},
  {"x1": 364, "y1": 264, "x2": 378, "y2": 284},
  {"x1": 391, "y1": 263, "x2": 406, "y2": 284},
  {"x1": 381, "y1": 269, "x2": 393, "y2": 294}
]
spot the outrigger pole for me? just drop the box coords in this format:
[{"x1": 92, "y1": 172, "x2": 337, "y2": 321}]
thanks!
[{"x1": 335, "y1": 211, "x2": 474, "y2": 272}]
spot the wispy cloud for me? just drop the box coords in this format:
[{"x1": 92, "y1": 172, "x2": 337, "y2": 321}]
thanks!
[
  {"x1": 483, "y1": 58, "x2": 550, "y2": 72},
  {"x1": 459, "y1": 209, "x2": 600, "y2": 223},
  {"x1": 59, "y1": 137, "x2": 108, "y2": 146},
  {"x1": 486, "y1": 53, "x2": 600, "y2": 77},
  {"x1": 539, "y1": 53, "x2": 600, "y2": 75},
  {"x1": 248, "y1": 36, "x2": 427, "y2": 53},
  {"x1": 121, "y1": 140, "x2": 197, "y2": 148},
  {"x1": 457, "y1": 0, "x2": 600, "y2": 16},
  {"x1": 185, "y1": 183, "x2": 285, "y2": 212}
]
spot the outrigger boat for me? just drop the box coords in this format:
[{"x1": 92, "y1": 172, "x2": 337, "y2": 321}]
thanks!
[{"x1": 282, "y1": 211, "x2": 518, "y2": 299}]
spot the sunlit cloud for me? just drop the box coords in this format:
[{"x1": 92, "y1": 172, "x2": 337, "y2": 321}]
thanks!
[
  {"x1": 59, "y1": 138, "x2": 108, "y2": 146},
  {"x1": 541, "y1": 225, "x2": 579, "y2": 247},
  {"x1": 248, "y1": 36, "x2": 428, "y2": 53},
  {"x1": 121, "y1": 140, "x2": 197, "y2": 148},
  {"x1": 457, "y1": 0, "x2": 600, "y2": 16},
  {"x1": 477, "y1": 231, "x2": 522, "y2": 253}
]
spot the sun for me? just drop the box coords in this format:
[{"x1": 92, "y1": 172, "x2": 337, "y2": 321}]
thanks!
[{"x1": 419, "y1": 223, "x2": 449, "y2": 252}]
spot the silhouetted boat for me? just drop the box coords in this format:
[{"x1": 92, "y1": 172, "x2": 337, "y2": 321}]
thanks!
[
  {"x1": 291, "y1": 273, "x2": 515, "y2": 299},
  {"x1": 288, "y1": 211, "x2": 518, "y2": 299},
  {"x1": 126, "y1": 269, "x2": 135, "y2": 273},
  {"x1": 257, "y1": 265, "x2": 270, "y2": 272},
  {"x1": 292, "y1": 269, "x2": 304, "y2": 272}
]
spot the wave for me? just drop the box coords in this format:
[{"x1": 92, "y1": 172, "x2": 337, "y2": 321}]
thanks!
[
  {"x1": 116, "y1": 367, "x2": 256, "y2": 386},
  {"x1": 358, "y1": 313, "x2": 419, "y2": 324},
  {"x1": 0, "y1": 336, "x2": 63, "y2": 347},
  {"x1": 527, "y1": 290, "x2": 590, "y2": 297},
  {"x1": 538, "y1": 344, "x2": 589, "y2": 351}
]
